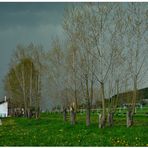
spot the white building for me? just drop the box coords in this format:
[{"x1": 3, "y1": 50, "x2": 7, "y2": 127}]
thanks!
[{"x1": 0, "y1": 96, "x2": 8, "y2": 117}]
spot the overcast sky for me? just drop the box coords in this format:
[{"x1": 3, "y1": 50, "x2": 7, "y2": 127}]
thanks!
[
  {"x1": 0, "y1": 2, "x2": 72, "y2": 98},
  {"x1": 0, "y1": 2, "x2": 148, "y2": 100}
]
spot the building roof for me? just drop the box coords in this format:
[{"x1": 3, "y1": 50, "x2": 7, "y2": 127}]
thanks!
[
  {"x1": 0, "y1": 100, "x2": 7, "y2": 105},
  {"x1": 0, "y1": 96, "x2": 8, "y2": 105}
]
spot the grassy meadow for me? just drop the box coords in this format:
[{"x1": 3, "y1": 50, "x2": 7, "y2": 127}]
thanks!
[{"x1": 0, "y1": 107, "x2": 148, "y2": 146}]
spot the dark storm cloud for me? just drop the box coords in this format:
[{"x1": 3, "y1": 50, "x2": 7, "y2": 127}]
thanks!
[
  {"x1": 0, "y1": 2, "x2": 65, "y2": 12},
  {"x1": 0, "y1": 2, "x2": 69, "y2": 30},
  {"x1": 0, "y1": 2, "x2": 72, "y2": 98}
]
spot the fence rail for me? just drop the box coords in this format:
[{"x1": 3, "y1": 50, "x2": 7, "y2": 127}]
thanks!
[{"x1": 47, "y1": 106, "x2": 148, "y2": 116}]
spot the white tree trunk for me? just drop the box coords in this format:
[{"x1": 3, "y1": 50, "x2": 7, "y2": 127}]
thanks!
[
  {"x1": 108, "y1": 112, "x2": 114, "y2": 127},
  {"x1": 0, "y1": 119, "x2": 2, "y2": 126},
  {"x1": 70, "y1": 110, "x2": 76, "y2": 125},
  {"x1": 126, "y1": 110, "x2": 133, "y2": 128}
]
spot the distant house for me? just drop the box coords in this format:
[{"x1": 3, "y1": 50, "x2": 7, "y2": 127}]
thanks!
[
  {"x1": 122, "y1": 103, "x2": 142, "y2": 109},
  {"x1": 0, "y1": 96, "x2": 8, "y2": 117},
  {"x1": 141, "y1": 99, "x2": 148, "y2": 105}
]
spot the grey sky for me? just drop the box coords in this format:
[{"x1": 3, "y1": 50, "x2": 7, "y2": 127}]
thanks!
[
  {"x1": 0, "y1": 2, "x2": 72, "y2": 98},
  {"x1": 0, "y1": 2, "x2": 148, "y2": 100}
]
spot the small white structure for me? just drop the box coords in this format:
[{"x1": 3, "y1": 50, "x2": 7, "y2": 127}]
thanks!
[
  {"x1": 0, "y1": 96, "x2": 8, "y2": 117},
  {"x1": 0, "y1": 119, "x2": 2, "y2": 125}
]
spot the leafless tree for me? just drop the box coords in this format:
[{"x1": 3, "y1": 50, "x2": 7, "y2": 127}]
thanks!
[{"x1": 125, "y1": 3, "x2": 148, "y2": 127}]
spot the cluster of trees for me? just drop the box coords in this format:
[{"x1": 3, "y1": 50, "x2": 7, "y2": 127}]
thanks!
[
  {"x1": 4, "y1": 3, "x2": 147, "y2": 127},
  {"x1": 50, "y1": 3, "x2": 147, "y2": 128},
  {"x1": 5, "y1": 44, "x2": 45, "y2": 118}
]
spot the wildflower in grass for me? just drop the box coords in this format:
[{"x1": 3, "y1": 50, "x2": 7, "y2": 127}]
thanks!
[{"x1": 59, "y1": 129, "x2": 63, "y2": 132}]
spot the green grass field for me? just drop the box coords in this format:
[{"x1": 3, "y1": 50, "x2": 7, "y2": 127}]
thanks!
[{"x1": 0, "y1": 107, "x2": 148, "y2": 146}]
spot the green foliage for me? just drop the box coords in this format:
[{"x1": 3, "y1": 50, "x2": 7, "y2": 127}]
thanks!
[
  {"x1": 0, "y1": 111, "x2": 148, "y2": 146},
  {"x1": 109, "y1": 87, "x2": 148, "y2": 106},
  {"x1": 139, "y1": 87, "x2": 148, "y2": 100},
  {"x1": 5, "y1": 58, "x2": 38, "y2": 108}
]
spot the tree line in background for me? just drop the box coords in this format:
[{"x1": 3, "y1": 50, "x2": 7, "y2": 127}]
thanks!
[{"x1": 4, "y1": 3, "x2": 148, "y2": 128}]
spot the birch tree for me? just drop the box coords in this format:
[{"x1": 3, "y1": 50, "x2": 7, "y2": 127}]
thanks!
[
  {"x1": 5, "y1": 43, "x2": 44, "y2": 118},
  {"x1": 63, "y1": 4, "x2": 98, "y2": 126},
  {"x1": 125, "y1": 3, "x2": 148, "y2": 127},
  {"x1": 47, "y1": 38, "x2": 72, "y2": 122}
]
